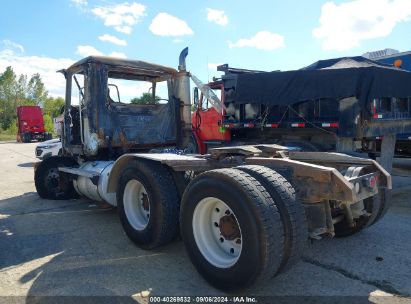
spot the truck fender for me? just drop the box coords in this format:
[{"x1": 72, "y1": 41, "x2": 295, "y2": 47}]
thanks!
[
  {"x1": 107, "y1": 153, "x2": 195, "y2": 195},
  {"x1": 107, "y1": 154, "x2": 140, "y2": 194}
]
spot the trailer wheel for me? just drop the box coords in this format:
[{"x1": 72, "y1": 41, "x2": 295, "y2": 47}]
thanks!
[
  {"x1": 236, "y1": 165, "x2": 307, "y2": 273},
  {"x1": 117, "y1": 159, "x2": 180, "y2": 249},
  {"x1": 334, "y1": 189, "x2": 391, "y2": 237},
  {"x1": 34, "y1": 156, "x2": 78, "y2": 200},
  {"x1": 180, "y1": 169, "x2": 284, "y2": 291},
  {"x1": 365, "y1": 188, "x2": 392, "y2": 226},
  {"x1": 333, "y1": 211, "x2": 369, "y2": 237}
]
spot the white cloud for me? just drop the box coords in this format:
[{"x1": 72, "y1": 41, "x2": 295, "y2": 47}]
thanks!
[
  {"x1": 313, "y1": 0, "x2": 411, "y2": 51},
  {"x1": 76, "y1": 45, "x2": 127, "y2": 59},
  {"x1": 207, "y1": 8, "x2": 228, "y2": 26},
  {"x1": 98, "y1": 34, "x2": 127, "y2": 46},
  {"x1": 70, "y1": 0, "x2": 87, "y2": 12},
  {"x1": 0, "y1": 42, "x2": 74, "y2": 97},
  {"x1": 71, "y1": 0, "x2": 87, "y2": 6},
  {"x1": 149, "y1": 13, "x2": 194, "y2": 37},
  {"x1": 208, "y1": 63, "x2": 223, "y2": 70},
  {"x1": 1, "y1": 40, "x2": 24, "y2": 54},
  {"x1": 91, "y1": 2, "x2": 146, "y2": 34},
  {"x1": 229, "y1": 31, "x2": 285, "y2": 51},
  {"x1": 76, "y1": 45, "x2": 103, "y2": 57},
  {"x1": 172, "y1": 39, "x2": 183, "y2": 44}
]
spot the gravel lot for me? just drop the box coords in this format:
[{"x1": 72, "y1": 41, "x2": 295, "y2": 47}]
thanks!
[{"x1": 1, "y1": 141, "x2": 411, "y2": 302}]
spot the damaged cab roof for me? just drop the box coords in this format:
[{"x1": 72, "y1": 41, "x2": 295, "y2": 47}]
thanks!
[{"x1": 66, "y1": 56, "x2": 177, "y2": 81}]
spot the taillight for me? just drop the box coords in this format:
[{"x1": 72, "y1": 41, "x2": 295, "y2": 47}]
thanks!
[
  {"x1": 265, "y1": 123, "x2": 279, "y2": 128},
  {"x1": 369, "y1": 176, "x2": 377, "y2": 188},
  {"x1": 321, "y1": 122, "x2": 339, "y2": 128}
]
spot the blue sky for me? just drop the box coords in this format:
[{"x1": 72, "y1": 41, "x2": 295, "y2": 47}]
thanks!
[{"x1": 0, "y1": 0, "x2": 410, "y2": 97}]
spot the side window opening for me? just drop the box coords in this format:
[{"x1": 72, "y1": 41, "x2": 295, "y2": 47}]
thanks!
[
  {"x1": 107, "y1": 73, "x2": 169, "y2": 106},
  {"x1": 200, "y1": 88, "x2": 221, "y2": 111},
  {"x1": 68, "y1": 72, "x2": 86, "y2": 145}
]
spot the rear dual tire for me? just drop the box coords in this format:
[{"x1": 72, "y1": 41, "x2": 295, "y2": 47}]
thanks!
[
  {"x1": 236, "y1": 165, "x2": 307, "y2": 273},
  {"x1": 180, "y1": 167, "x2": 302, "y2": 290}
]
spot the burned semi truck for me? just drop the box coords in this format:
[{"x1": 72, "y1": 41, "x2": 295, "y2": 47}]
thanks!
[
  {"x1": 35, "y1": 49, "x2": 396, "y2": 290},
  {"x1": 192, "y1": 57, "x2": 411, "y2": 171}
]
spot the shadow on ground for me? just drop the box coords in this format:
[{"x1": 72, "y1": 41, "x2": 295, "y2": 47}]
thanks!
[
  {"x1": 18, "y1": 162, "x2": 35, "y2": 168},
  {"x1": 1, "y1": 186, "x2": 411, "y2": 299}
]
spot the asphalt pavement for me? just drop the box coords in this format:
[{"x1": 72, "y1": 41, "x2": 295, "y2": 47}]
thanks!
[{"x1": 0, "y1": 141, "x2": 410, "y2": 303}]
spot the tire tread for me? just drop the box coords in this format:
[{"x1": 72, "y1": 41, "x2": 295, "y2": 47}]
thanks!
[{"x1": 236, "y1": 165, "x2": 307, "y2": 273}]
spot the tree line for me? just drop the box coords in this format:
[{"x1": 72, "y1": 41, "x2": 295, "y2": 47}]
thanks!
[{"x1": 0, "y1": 66, "x2": 64, "y2": 134}]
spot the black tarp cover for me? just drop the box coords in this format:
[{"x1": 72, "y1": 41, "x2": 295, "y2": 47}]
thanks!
[{"x1": 234, "y1": 57, "x2": 411, "y2": 108}]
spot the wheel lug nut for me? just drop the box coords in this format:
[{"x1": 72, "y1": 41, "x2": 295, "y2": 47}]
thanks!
[
  {"x1": 214, "y1": 222, "x2": 219, "y2": 227},
  {"x1": 215, "y1": 208, "x2": 220, "y2": 212},
  {"x1": 219, "y1": 237, "x2": 224, "y2": 243},
  {"x1": 230, "y1": 248, "x2": 234, "y2": 254},
  {"x1": 225, "y1": 210, "x2": 230, "y2": 215},
  {"x1": 236, "y1": 239, "x2": 241, "y2": 244}
]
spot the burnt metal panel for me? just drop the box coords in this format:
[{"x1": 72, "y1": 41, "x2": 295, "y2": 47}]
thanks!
[{"x1": 108, "y1": 102, "x2": 176, "y2": 147}]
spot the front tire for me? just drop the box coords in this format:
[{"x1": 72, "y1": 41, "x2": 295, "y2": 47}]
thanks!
[
  {"x1": 117, "y1": 159, "x2": 180, "y2": 249},
  {"x1": 180, "y1": 168, "x2": 284, "y2": 291},
  {"x1": 34, "y1": 156, "x2": 78, "y2": 200}
]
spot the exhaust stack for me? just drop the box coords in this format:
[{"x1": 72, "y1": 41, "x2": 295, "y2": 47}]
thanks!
[{"x1": 174, "y1": 47, "x2": 192, "y2": 149}]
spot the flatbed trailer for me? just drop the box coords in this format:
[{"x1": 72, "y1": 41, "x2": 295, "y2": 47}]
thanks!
[{"x1": 34, "y1": 48, "x2": 395, "y2": 291}]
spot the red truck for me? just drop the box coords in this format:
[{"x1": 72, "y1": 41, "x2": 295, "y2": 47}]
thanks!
[{"x1": 16, "y1": 106, "x2": 51, "y2": 143}]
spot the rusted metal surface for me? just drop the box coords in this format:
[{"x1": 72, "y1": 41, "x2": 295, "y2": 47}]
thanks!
[
  {"x1": 105, "y1": 147, "x2": 387, "y2": 206},
  {"x1": 286, "y1": 151, "x2": 392, "y2": 189},
  {"x1": 219, "y1": 214, "x2": 241, "y2": 241},
  {"x1": 62, "y1": 56, "x2": 180, "y2": 157},
  {"x1": 66, "y1": 56, "x2": 177, "y2": 79}
]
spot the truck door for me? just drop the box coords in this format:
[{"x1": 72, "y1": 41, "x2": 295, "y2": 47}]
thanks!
[{"x1": 192, "y1": 84, "x2": 230, "y2": 142}]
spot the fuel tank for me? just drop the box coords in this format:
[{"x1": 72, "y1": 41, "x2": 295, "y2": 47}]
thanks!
[{"x1": 73, "y1": 161, "x2": 117, "y2": 206}]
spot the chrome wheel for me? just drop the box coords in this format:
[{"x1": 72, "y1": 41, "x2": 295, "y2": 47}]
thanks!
[
  {"x1": 123, "y1": 180, "x2": 150, "y2": 231},
  {"x1": 192, "y1": 197, "x2": 242, "y2": 268}
]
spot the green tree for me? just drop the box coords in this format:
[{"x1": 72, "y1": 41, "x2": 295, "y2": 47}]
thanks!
[
  {"x1": 0, "y1": 67, "x2": 17, "y2": 129},
  {"x1": 43, "y1": 96, "x2": 65, "y2": 118},
  {"x1": 0, "y1": 67, "x2": 49, "y2": 130},
  {"x1": 27, "y1": 73, "x2": 48, "y2": 105},
  {"x1": 130, "y1": 92, "x2": 160, "y2": 105},
  {"x1": 43, "y1": 114, "x2": 54, "y2": 133}
]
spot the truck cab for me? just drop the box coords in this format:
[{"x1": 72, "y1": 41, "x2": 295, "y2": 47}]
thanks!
[{"x1": 60, "y1": 53, "x2": 191, "y2": 159}]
